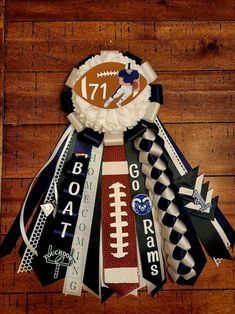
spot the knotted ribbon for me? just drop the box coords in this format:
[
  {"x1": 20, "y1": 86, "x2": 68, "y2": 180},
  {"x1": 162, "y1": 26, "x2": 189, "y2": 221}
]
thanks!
[{"x1": 134, "y1": 128, "x2": 207, "y2": 284}]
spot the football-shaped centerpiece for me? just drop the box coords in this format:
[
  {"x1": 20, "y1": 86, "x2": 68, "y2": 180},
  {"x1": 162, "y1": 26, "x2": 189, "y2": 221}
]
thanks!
[
  {"x1": 66, "y1": 52, "x2": 156, "y2": 134},
  {"x1": 73, "y1": 62, "x2": 147, "y2": 109}
]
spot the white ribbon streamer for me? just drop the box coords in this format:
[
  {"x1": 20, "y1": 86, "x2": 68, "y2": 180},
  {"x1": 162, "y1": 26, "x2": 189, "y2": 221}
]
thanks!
[
  {"x1": 63, "y1": 143, "x2": 103, "y2": 296},
  {"x1": 155, "y1": 118, "x2": 187, "y2": 176}
]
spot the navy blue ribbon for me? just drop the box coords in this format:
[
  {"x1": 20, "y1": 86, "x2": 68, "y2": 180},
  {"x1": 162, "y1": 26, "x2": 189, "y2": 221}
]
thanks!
[
  {"x1": 32, "y1": 134, "x2": 92, "y2": 286},
  {"x1": 149, "y1": 84, "x2": 163, "y2": 104},
  {"x1": 0, "y1": 127, "x2": 69, "y2": 258},
  {"x1": 123, "y1": 51, "x2": 142, "y2": 65}
]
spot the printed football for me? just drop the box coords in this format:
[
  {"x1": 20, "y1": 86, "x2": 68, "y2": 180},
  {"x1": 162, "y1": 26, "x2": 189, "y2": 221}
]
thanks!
[{"x1": 73, "y1": 62, "x2": 147, "y2": 109}]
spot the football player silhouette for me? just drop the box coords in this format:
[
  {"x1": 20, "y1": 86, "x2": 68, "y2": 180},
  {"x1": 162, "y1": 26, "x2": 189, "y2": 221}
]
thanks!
[{"x1": 104, "y1": 63, "x2": 140, "y2": 108}]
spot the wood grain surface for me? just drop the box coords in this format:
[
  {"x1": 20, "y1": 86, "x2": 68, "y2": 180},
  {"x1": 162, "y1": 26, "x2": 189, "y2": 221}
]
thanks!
[
  {"x1": 5, "y1": 21, "x2": 235, "y2": 71},
  {"x1": 6, "y1": 0, "x2": 235, "y2": 21},
  {"x1": 0, "y1": 1, "x2": 235, "y2": 313}
]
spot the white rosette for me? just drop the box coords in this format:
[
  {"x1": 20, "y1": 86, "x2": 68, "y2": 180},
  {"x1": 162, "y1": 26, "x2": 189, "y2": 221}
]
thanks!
[{"x1": 71, "y1": 52, "x2": 151, "y2": 134}]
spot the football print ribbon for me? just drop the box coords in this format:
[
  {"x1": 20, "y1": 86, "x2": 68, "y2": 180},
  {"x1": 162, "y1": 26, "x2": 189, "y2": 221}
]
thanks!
[
  {"x1": 101, "y1": 144, "x2": 139, "y2": 296},
  {"x1": 0, "y1": 51, "x2": 234, "y2": 302}
]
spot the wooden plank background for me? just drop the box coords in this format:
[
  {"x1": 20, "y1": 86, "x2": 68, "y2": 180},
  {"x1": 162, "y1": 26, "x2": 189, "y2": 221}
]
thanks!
[{"x1": 0, "y1": 1, "x2": 235, "y2": 313}]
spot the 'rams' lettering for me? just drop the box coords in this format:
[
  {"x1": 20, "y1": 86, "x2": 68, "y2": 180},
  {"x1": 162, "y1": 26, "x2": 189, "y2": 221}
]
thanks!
[
  {"x1": 147, "y1": 236, "x2": 155, "y2": 248},
  {"x1": 143, "y1": 219, "x2": 154, "y2": 235},
  {"x1": 147, "y1": 250, "x2": 159, "y2": 263},
  {"x1": 142, "y1": 219, "x2": 160, "y2": 277},
  {"x1": 151, "y1": 264, "x2": 159, "y2": 276}
]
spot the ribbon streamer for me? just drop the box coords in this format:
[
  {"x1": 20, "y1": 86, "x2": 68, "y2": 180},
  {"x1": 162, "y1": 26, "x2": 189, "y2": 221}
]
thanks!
[
  {"x1": 63, "y1": 143, "x2": 103, "y2": 296},
  {"x1": 101, "y1": 144, "x2": 139, "y2": 296},
  {"x1": 134, "y1": 129, "x2": 206, "y2": 284}
]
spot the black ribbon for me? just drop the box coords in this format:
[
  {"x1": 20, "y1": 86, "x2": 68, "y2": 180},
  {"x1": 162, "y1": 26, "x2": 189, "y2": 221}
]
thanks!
[
  {"x1": 150, "y1": 84, "x2": 163, "y2": 104},
  {"x1": 76, "y1": 54, "x2": 95, "y2": 68},
  {"x1": 123, "y1": 51, "x2": 142, "y2": 65},
  {"x1": 79, "y1": 128, "x2": 104, "y2": 147},
  {"x1": 125, "y1": 122, "x2": 147, "y2": 142},
  {"x1": 32, "y1": 136, "x2": 92, "y2": 286},
  {"x1": 125, "y1": 139, "x2": 165, "y2": 294},
  {"x1": 61, "y1": 90, "x2": 73, "y2": 114}
]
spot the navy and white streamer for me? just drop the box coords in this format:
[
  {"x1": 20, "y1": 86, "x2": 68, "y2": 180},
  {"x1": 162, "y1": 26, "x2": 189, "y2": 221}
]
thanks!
[{"x1": 134, "y1": 128, "x2": 207, "y2": 284}]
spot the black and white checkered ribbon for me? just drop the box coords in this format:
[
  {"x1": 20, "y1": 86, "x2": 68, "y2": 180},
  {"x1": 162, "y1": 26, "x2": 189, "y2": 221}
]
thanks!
[{"x1": 134, "y1": 129, "x2": 197, "y2": 283}]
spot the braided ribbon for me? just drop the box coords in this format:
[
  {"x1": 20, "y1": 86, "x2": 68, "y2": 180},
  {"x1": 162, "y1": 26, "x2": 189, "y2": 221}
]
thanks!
[{"x1": 134, "y1": 129, "x2": 197, "y2": 283}]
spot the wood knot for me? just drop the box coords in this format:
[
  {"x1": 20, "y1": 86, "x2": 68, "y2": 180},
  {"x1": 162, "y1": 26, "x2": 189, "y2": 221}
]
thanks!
[
  {"x1": 157, "y1": 0, "x2": 169, "y2": 7},
  {"x1": 201, "y1": 39, "x2": 223, "y2": 55}
]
